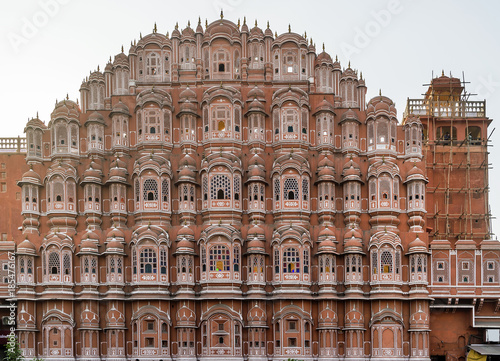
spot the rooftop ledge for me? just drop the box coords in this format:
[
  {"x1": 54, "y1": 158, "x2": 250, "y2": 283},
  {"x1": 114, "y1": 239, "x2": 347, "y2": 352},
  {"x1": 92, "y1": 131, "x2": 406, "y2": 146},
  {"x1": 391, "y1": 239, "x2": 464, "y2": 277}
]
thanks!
[{"x1": 403, "y1": 99, "x2": 486, "y2": 120}]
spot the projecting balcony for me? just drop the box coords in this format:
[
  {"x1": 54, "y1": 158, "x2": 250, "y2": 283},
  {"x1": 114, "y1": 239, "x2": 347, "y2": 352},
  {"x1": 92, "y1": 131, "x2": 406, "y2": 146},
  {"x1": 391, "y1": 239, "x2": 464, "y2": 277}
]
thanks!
[{"x1": 404, "y1": 99, "x2": 486, "y2": 119}]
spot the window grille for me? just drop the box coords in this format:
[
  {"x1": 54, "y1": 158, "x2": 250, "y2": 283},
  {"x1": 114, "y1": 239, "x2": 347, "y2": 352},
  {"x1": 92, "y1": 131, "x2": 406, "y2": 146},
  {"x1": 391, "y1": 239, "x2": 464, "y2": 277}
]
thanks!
[
  {"x1": 380, "y1": 251, "x2": 393, "y2": 274},
  {"x1": 274, "y1": 178, "x2": 280, "y2": 201},
  {"x1": 283, "y1": 248, "x2": 300, "y2": 273},
  {"x1": 140, "y1": 248, "x2": 157, "y2": 274},
  {"x1": 209, "y1": 245, "x2": 230, "y2": 271},
  {"x1": 302, "y1": 178, "x2": 309, "y2": 201},
  {"x1": 143, "y1": 179, "x2": 158, "y2": 201},
  {"x1": 303, "y1": 249, "x2": 309, "y2": 273},
  {"x1": 233, "y1": 245, "x2": 240, "y2": 272},
  {"x1": 274, "y1": 248, "x2": 280, "y2": 274},
  {"x1": 210, "y1": 174, "x2": 231, "y2": 200},
  {"x1": 283, "y1": 178, "x2": 299, "y2": 200},
  {"x1": 160, "y1": 248, "x2": 167, "y2": 275},
  {"x1": 161, "y1": 179, "x2": 169, "y2": 203},
  {"x1": 63, "y1": 253, "x2": 71, "y2": 275}
]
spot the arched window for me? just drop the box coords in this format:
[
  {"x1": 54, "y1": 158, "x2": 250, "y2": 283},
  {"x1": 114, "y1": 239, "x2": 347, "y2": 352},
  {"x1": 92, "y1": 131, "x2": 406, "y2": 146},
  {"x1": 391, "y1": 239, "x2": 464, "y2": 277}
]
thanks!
[
  {"x1": 112, "y1": 116, "x2": 128, "y2": 147},
  {"x1": 146, "y1": 52, "x2": 161, "y2": 76},
  {"x1": 209, "y1": 245, "x2": 230, "y2": 272},
  {"x1": 140, "y1": 248, "x2": 157, "y2": 274},
  {"x1": 213, "y1": 49, "x2": 230, "y2": 75}
]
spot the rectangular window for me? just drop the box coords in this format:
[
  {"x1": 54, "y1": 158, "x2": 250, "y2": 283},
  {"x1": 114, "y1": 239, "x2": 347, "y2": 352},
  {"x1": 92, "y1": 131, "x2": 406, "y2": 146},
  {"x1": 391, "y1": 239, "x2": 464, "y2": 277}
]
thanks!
[
  {"x1": 0, "y1": 163, "x2": 5, "y2": 169},
  {"x1": 288, "y1": 338, "x2": 297, "y2": 347},
  {"x1": 437, "y1": 261, "x2": 444, "y2": 270},
  {"x1": 462, "y1": 261, "x2": 470, "y2": 270},
  {"x1": 147, "y1": 321, "x2": 154, "y2": 331},
  {"x1": 1, "y1": 234, "x2": 6, "y2": 241},
  {"x1": 0, "y1": 173, "x2": 6, "y2": 179},
  {"x1": 15, "y1": 192, "x2": 20, "y2": 200},
  {"x1": 145, "y1": 337, "x2": 154, "y2": 347},
  {"x1": 0, "y1": 183, "x2": 6, "y2": 192},
  {"x1": 288, "y1": 321, "x2": 296, "y2": 331}
]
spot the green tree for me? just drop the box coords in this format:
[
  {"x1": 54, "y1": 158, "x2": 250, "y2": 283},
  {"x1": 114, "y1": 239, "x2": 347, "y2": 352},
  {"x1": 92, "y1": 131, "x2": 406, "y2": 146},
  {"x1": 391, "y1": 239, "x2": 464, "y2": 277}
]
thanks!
[{"x1": 4, "y1": 337, "x2": 24, "y2": 361}]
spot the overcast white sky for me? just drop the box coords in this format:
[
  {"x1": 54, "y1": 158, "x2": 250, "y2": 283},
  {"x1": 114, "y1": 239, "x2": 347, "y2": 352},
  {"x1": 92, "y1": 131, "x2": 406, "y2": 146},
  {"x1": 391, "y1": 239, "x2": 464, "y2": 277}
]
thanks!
[{"x1": 1, "y1": 0, "x2": 499, "y2": 236}]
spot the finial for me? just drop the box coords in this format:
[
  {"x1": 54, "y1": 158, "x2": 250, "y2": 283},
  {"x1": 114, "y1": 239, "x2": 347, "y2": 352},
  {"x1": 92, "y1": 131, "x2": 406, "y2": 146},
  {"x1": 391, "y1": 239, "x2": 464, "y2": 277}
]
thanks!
[
  {"x1": 441, "y1": 69, "x2": 444, "y2": 76},
  {"x1": 335, "y1": 55, "x2": 338, "y2": 61},
  {"x1": 288, "y1": 24, "x2": 291, "y2": 33},
  {"x1": 220, "y1": 9, "x2": 224, "y2": 19},
  {"x1": 304, "y1": 31, "x2": 307, "y2": 39},
  {"x1": 348, "y1": 60, "x2": 350, "y2": 68},
  {"x1": 188, "y1": 20, "x2": 190, "y2": 27},
  {"x1": 198, "y1": 17, "x2": 201, "y2": 25},
  {"x1": 153, "y1": 22, "x2": 157, "y2": 33},
  {"x1": 36, "y1": 111, "x2": 39, "y2": 118},
  {"x1": 360, "y1": 72, "x2": 363, "y2": 80},
  {"x1": 379, "y1": 89, "x2": 382, "y2": 96},
  {"x1": 66, "y1": 93, "x2": 69, "y2": 100},
  {"x1": 322, "y1": 43, "x2": 325, "y2": 51},
  {"x1": 243, "y1": 16, "x2": 246, "y2": 25},
  {"x1": 255, "y1": 19, "x2": 258, "y2": 27},
  {"x1": 310, "y1": 38, "x2": 313, "y2": 45},
  {"x1": 166, "y1": 31, "x2": 169, "y2": 37},
  {"x1": 175, "y1": 22, "x2": 178, "y2": 30},
  {"x1": 97, "y1": 65, "x2": 100, "y2": 71},
  {"x1": 121, "y1": 45, "x2": 124, "y2": 52},
  {"x1": 109, "y1": 56, "x2": 112, "y2": 62},
  {"x1": 206, "y1": 19, "x2": 208, "y2": 28},
  {"x1": 140, "y1": 32, "x2": 142, "y2": 39},
  {"x1": 134, "y1": 39, "x2": 136, "y2": 46},
  {"x1": 267, "y1": 21, "x2": 270, "y2": 29},
  {"x1": 275, "y1": 31, "x2": 278, "y2": 37},
  {"x1": 237, "y1": 18, "x2": 240, "y2": 28}
]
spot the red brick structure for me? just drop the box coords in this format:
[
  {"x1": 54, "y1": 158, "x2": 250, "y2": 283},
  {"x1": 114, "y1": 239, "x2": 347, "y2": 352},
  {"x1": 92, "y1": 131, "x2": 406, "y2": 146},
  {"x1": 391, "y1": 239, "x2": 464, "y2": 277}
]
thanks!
[{"x1": 4, "y1": 16, "x2": 497, "y2": 361}]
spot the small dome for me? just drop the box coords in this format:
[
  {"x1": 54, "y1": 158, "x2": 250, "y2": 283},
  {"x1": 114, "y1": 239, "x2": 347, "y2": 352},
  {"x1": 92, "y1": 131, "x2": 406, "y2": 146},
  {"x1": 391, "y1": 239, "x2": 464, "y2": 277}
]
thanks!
[
  {"x1": 87, "y1": 112, "x2": 105, "y2": 125},
  {"x1": 314, "y1": 97, "x2": 335, "y2": 115},
  {"x1": 178, "y1": 166, "x2": 196, "y2": 181},
  {"x1": 25, "y1": 117, "x2": 47, "y2": 131},
  {"x1": 81, "y1": 239, "x2": 98, "y2": 251},
  {"x1": 17, "y1": 238, "x2": 36, "y2": 254},
  {"x1": 248, "y1": 152, "x2": 265, "y2": 167},
  {"x1": 247, "y1": 98, "x2": 265, "y2": 112},
  {"x1": 248, "y1": 224, "x2": 265, "y2": 237},
  {"x1": 248, "y1": 165, "x2": 266, "y2": 180},
  {"x1": 179, "y1": 86, "x2": 197, "y2": 101},
  {"x1": 247, "y1": 238, "x2": 265, "y2": 253},
  {"x1": 177, "y1": 225, "x2": 195, "y2": 237},
  {"x1": 177, "y1": 238, "x2": 194, "y2": 249},
  {"x1": 318, "y1": 226, "x2": 335, "y2": 239},
  {"x1": 107, "y1": 227, "x2": 125, "y2": 240},
  {"x1": 110, "y1": 101, "x2": 130, "y2": 116},
  {"x1": 340, "y1": 108, "x2": 359, "y2": 123},
  {"x1": 113, "y1": 52, "x2": 128, "y2": 67},
  {"x1": 315, "y1": 51, "x2": 333, "y2": 66},
  {"x1": 19, "y1": 168, "x2": 42, "y2": 186},
  {"x1": 181, "y1": 25, "x2": 195, "y2": 39},
  {"x1": 89, "y1": 70, "x2": 105, "y2": 83},
  {"x1": 249, "y1": 25, "x2": 264, "y2": 39},
  {"x1": 106, "y1": 240, "x2": 124, "y2": 252},
  {"x1": 82, "y1": 229, "x2": 100, "y2": 241},
  {"x1": 318, "y1": 154, "x2": 334, "y2": 168},
  {"x1": 318, "y1": 239, "x2": 337, "y2": 253},
  {"x1": 247, "y1": 86, "x2": 265, "y2": 101},
  {"x1": 408, "y1": 236, "x2": 428, "y2": 254},
  {"x1": 180, "y1": 153, "x2": 196, "y2": 168},
  {"x1": 51, "y1": 99, "x2": 80, "y2": 120}
]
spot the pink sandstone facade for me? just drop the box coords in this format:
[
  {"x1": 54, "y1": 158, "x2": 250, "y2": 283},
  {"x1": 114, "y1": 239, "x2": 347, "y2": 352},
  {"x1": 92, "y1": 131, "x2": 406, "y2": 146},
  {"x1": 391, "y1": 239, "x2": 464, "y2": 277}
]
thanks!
[{"x1": 2, "y1": 15, "x2": 497, "y2": 361}]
